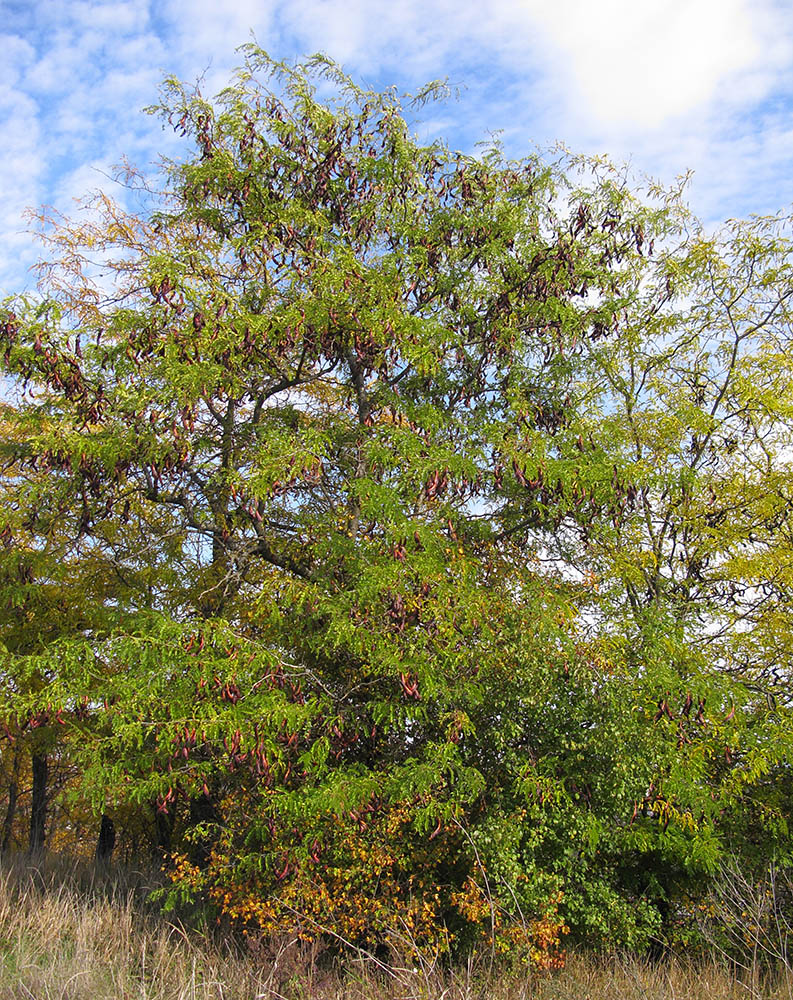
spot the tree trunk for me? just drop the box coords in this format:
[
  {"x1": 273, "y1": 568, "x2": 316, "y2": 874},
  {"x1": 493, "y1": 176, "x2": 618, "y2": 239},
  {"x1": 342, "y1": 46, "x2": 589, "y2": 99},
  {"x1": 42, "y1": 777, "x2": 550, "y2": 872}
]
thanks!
[
  {"x1": 95, "y1": 813, "x2": 116, "y2": 863},
  {"x1": 28, "y1": 752, "x2": 47, "y2": 856},
  {"x1": 1, "y1": 748, "x2": 20, "y2": 853},
  {"x1": 155, "y1": 805, "x2": 173, "y2": 855},
  {"x1": 188, "y1": 792, "x2": 218, "y2": 866}
]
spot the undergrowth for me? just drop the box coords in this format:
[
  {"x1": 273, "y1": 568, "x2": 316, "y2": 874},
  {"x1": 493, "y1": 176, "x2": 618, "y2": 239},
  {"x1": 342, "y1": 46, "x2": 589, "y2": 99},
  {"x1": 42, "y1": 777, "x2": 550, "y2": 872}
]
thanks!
[{"x1": 1, "y1": 855, "x2": 792, "y2": 999}]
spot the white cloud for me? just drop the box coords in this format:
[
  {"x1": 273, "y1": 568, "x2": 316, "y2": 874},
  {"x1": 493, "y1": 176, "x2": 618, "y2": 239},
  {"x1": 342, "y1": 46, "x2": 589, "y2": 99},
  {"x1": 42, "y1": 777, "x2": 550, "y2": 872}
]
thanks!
[
  {"x1": 1, "y1": 0, "x2": 792, "y2": 295},
  {"x1": 67, "y1": 0, "x2": 151, "y2": 33},
  {"x1": 2, "y1": 34, "x2": 36, "y2": 81},
  {"x1": 0, "y1": 40, "x2": 44, "y2": 292},
  {"x1": 517, "y1": 0, "x2": 770, "y2": 129},
  {"x1": 158, "y1": 0, "x2": 275, "y2": 78},
  {"x1": 264, "y1": 0, "x2": 792, "y2": 134}
]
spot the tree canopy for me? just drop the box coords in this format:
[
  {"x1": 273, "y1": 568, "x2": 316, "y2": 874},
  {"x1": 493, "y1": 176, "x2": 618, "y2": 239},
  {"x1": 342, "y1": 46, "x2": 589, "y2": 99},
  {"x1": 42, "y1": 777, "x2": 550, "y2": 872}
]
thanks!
[{"x1": 1, "y1": 48, "x2": 793, "y2": 963}]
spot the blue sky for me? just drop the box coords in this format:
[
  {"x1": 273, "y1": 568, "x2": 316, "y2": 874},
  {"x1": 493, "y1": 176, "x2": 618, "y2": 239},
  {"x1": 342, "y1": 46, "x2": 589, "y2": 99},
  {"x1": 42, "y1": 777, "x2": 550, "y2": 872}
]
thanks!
[{"x1": 2, "y1": 0, "x2": 792, "y2": 294}]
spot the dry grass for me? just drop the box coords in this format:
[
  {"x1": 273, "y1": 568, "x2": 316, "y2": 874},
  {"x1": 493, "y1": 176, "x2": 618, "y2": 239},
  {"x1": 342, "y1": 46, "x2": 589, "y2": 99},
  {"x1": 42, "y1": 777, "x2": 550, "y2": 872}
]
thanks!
[
  {"x1": 1, "y1": 857, "x2": 792, "y2": 1000},
  {"x1": 0, "y1": 856, "x2": 264, "y2": 1000}
]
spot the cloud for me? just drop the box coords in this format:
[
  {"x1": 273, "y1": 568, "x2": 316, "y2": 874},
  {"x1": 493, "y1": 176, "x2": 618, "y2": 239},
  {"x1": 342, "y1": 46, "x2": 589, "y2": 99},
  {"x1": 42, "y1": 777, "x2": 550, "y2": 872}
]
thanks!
[
  {"x1": 516, "y1": 0, "x2": 782, "y2": 130},
  {"x1": 157, "y1": 0, "x2": 275, "y2": 84},
  {"x1": 1, "y1": 0, "x2": 792, "y2": 295},
  {"x1": 261, "y1": 0, "x2": 792, "y2": 133},
  {"x1": 0, "y1": 38, "x2": 45, "y2": 292},
  {"x1": 0, "y1": 2, "x2": 170, "y2": 292}
]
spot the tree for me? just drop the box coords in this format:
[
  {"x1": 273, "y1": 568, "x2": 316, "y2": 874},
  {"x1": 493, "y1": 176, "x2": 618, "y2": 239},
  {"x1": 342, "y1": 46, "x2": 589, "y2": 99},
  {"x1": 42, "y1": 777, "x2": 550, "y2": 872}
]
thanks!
[
  {"x1": 0, "y1": 399, "x2": 136, "y2": 857},
  {"x1": 1, "y1": 49, "x2": 791, "y2": 958}
]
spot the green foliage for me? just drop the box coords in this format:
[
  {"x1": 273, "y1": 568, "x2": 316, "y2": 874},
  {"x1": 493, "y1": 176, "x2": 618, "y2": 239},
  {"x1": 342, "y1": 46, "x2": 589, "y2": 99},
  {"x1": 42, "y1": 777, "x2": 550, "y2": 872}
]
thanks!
[{"x1": 1, "y1": 49, "x2": 792, "y2": 958}]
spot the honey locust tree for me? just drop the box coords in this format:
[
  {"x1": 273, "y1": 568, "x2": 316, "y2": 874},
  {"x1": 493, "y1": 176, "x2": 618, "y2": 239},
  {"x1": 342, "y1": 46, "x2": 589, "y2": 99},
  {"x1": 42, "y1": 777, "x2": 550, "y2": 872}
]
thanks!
[{"x1": 1, "y1": 49, "x2": 791, "y2": 956}]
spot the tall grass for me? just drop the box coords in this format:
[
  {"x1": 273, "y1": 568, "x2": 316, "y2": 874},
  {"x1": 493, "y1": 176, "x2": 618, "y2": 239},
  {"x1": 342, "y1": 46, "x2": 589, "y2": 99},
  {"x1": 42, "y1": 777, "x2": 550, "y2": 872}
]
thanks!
[{"x1": 1, "y1": 856, "x2": 792, "y2": 999}]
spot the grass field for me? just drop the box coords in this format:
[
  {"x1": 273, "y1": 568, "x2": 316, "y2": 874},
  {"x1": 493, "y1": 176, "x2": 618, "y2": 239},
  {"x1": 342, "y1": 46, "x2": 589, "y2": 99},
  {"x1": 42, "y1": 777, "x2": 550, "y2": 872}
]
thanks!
[{"x1": 0, "y1": 857, "x2": 791, "y2": 1000}]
